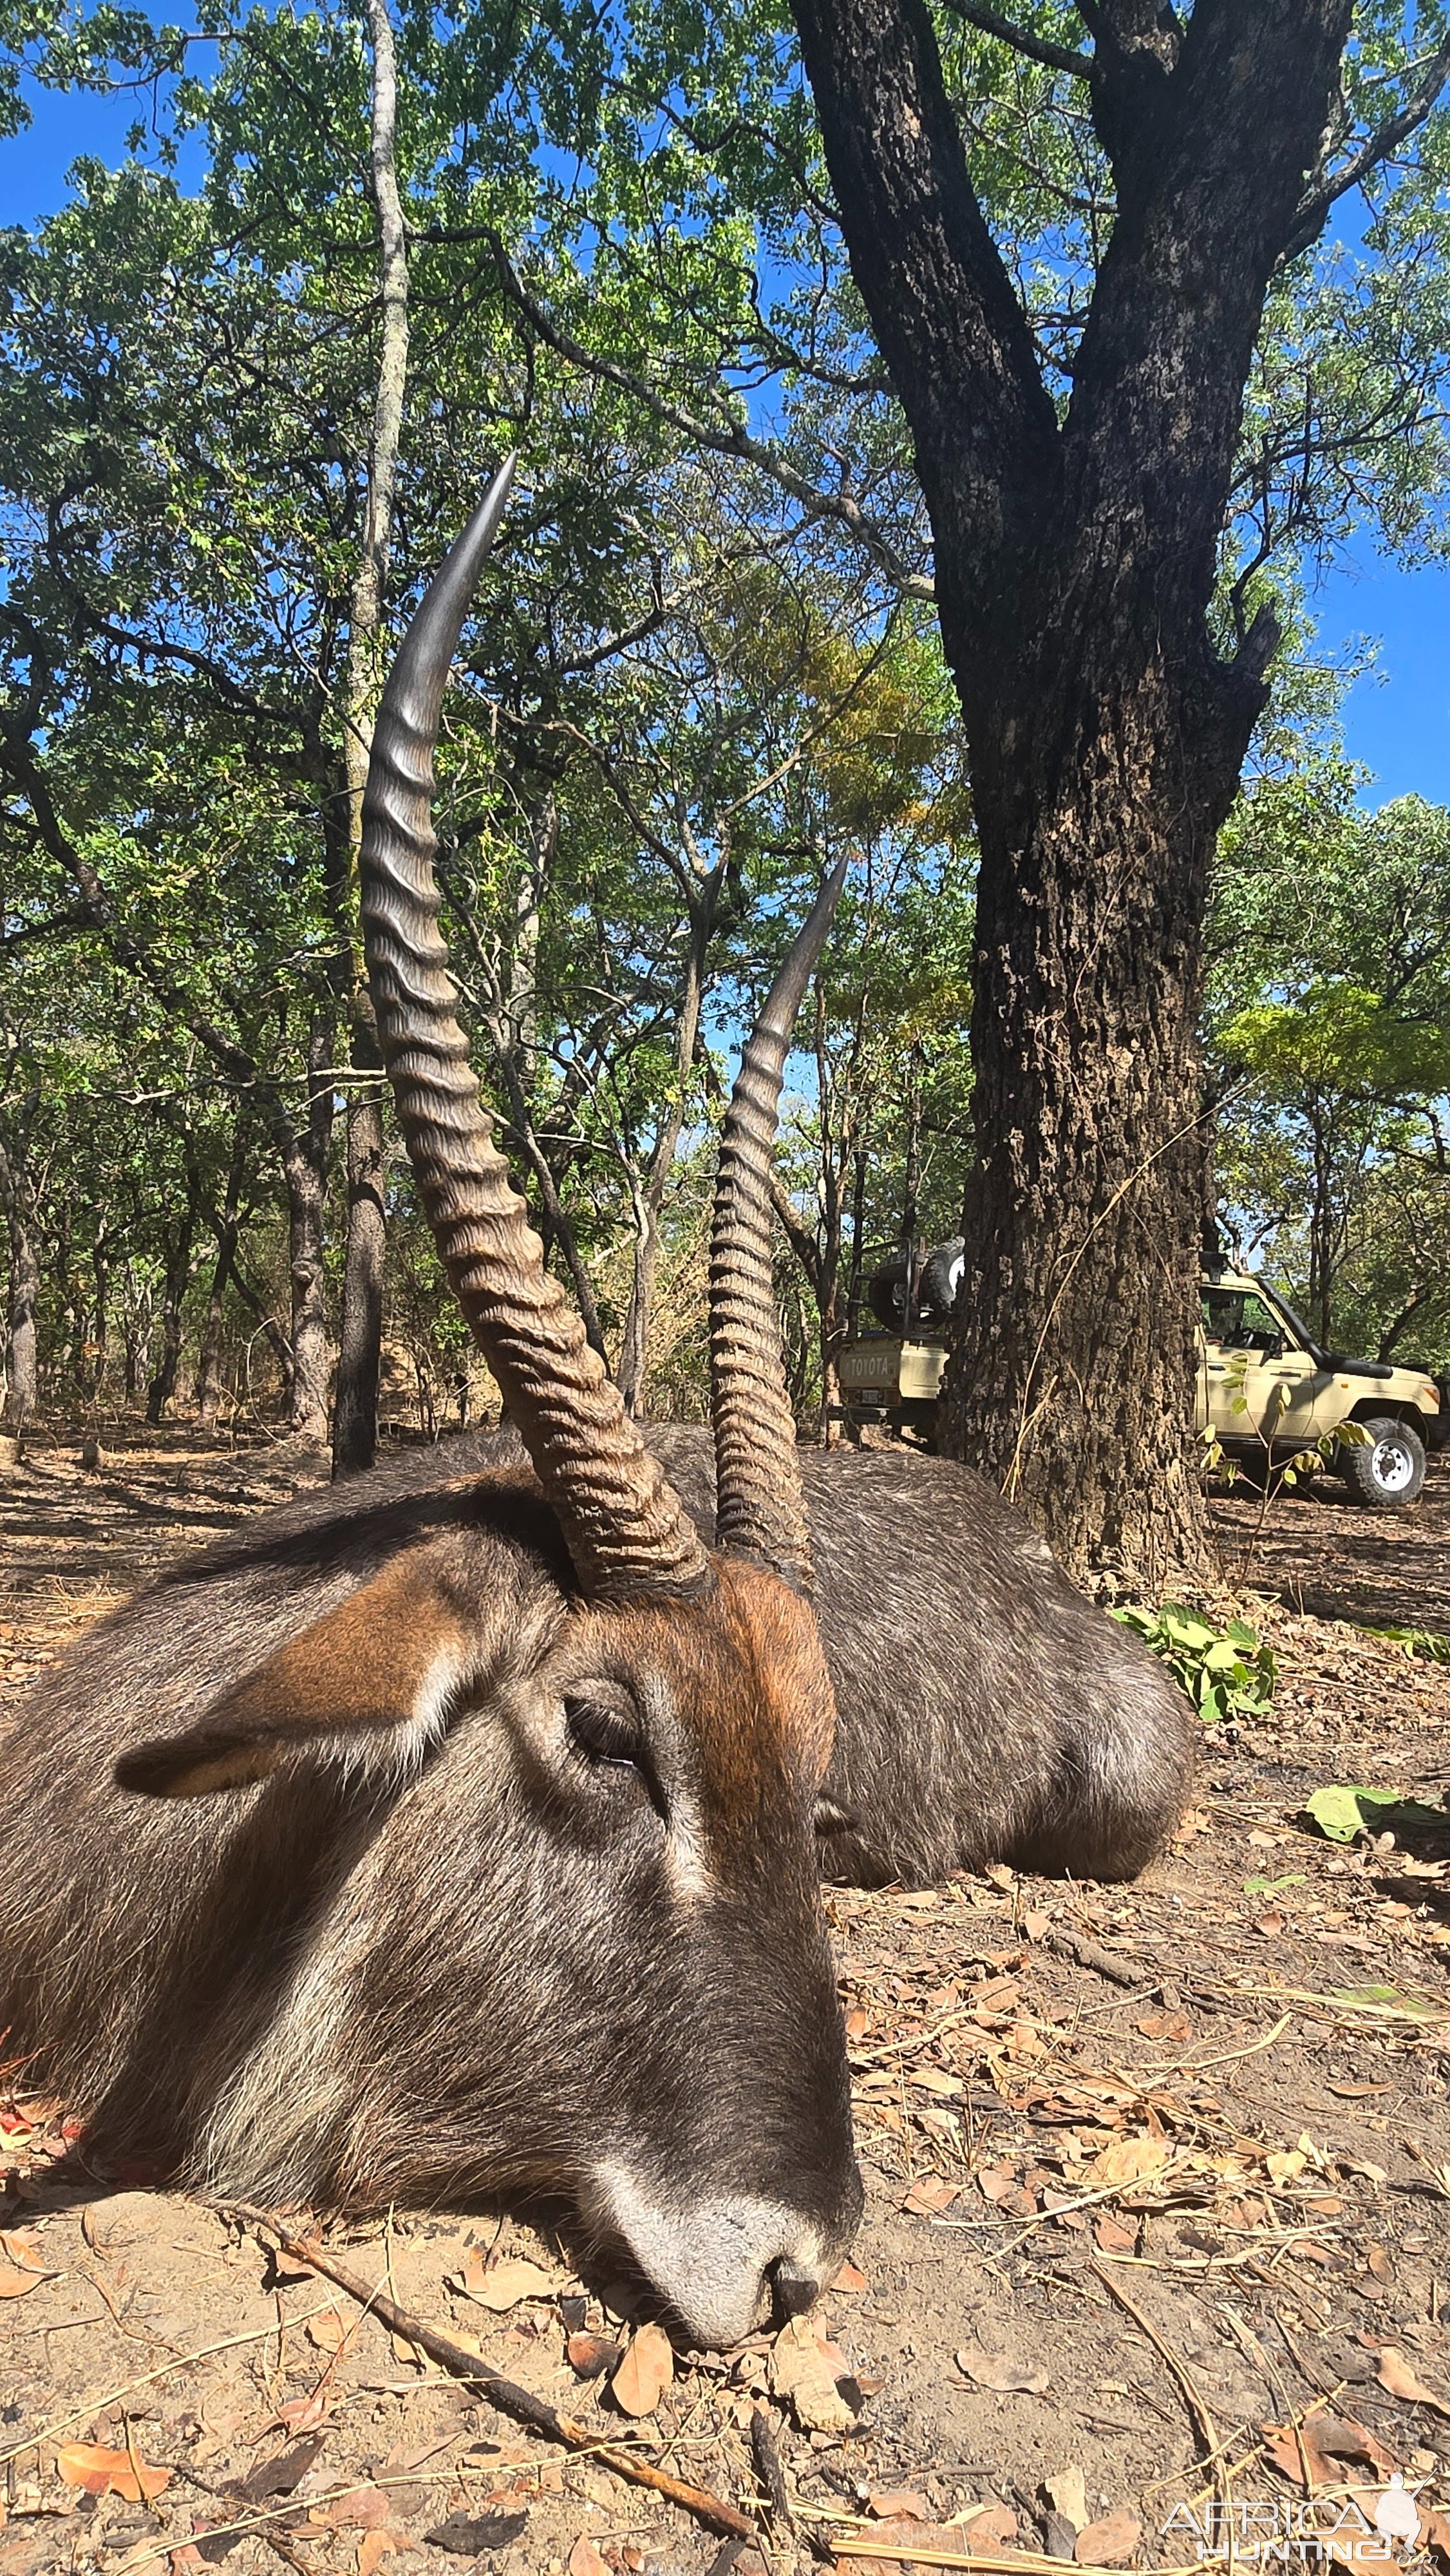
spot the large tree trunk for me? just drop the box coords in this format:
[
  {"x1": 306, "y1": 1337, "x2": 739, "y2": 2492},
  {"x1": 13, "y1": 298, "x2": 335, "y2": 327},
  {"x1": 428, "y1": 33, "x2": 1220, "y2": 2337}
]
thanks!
[
  {"x1": 940, "y1": 640, "x2": 1226, "y2": 1586},
  {"x1": 786, "y1": 0, "x2": 1351, "y2": 1587},
  {"x1": 332, "y1": 0, "x2": 410, "y2": 1481}
]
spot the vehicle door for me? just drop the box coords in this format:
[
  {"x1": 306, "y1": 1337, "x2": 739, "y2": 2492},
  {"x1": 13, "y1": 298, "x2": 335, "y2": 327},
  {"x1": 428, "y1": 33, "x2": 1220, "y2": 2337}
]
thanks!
[{"x1": 1200, "y1": 1287, "x2": 1321, "y2": 1444}]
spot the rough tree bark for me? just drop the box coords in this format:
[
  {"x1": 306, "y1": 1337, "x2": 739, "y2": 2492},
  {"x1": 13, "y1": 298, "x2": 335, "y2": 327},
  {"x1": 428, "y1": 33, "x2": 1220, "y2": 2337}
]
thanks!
[
  {"x1": 278, "y1": 1013, "x2": 336, "y2": 1443},
  {"x1": 617, "y1": 864, "x2": 720, "y2": 1414},
  {"x1": 332, "y1": 0, "x2": 411, "y2": 1480},
  {"x1": 787, "y1": 0, "x2": 1355, "y2": 1587},
  {"x1": 194, "y1": 1117, "x2": 252, "y2": 1428},
  {"x1": 0, "y1": 1112, "x2": 39, "y2": 1435},
  {"x1": 145, "y1": 1218, "x2": 197, "y2": 1425},
  {"x1": 444, "y1": 797, "x2": 612, "y2": 1363}
]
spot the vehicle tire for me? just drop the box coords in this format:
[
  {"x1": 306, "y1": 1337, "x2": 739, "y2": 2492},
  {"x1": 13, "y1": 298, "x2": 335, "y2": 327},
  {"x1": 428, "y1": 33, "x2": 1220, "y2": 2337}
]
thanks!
[
  {"x1": 867, "y1": 1260, "x2": 910, "y2": 1333},
  {"x1": 917, "y1": 1237, "x2": 965, "y2": 1327},
  {"x1": 1338, "y1": 1415, "x2": 1427, "y2": 1510}
]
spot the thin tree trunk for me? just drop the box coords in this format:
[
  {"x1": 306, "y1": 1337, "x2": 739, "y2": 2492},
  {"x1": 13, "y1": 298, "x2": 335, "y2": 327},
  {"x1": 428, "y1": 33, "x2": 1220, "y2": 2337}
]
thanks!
[
  {"x1": 227, "y1": 1262, "x2": 296, "y2": 1410},
  {"x1": 274, "y1": 1015, "x2": 335, "y2": 1443},
  {"x1": 617, "y1": 880, "x2": 717, "y2": 1414},
  {"x1": 195, "y1": 1121, "x2": 250, "y2": 1429},
  {"x1": 146, "y1": 1214, "x2": 197, "y2": 1426},
  {"x1": 334, "y1": 1009, "x2": 388, "y2": 1474},
  {"x1": 332, "y1": 0, "x2": 410, "y2": 1481},
  {"x1": 0, "y1": 1122, "x2": 39, "y2": 1435}
]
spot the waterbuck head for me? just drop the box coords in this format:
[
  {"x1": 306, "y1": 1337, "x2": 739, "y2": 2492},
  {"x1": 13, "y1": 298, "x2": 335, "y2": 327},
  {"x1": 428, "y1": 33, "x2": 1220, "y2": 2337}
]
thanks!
[{"x1": 113, "y1": 464, "x2": 862, "y2": 2345}]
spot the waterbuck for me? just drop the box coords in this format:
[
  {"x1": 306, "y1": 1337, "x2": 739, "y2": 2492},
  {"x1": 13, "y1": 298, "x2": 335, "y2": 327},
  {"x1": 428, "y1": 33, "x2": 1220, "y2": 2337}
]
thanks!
[{"x1": 0, "y1": 465, "x2": 1193, "y2": 2346}]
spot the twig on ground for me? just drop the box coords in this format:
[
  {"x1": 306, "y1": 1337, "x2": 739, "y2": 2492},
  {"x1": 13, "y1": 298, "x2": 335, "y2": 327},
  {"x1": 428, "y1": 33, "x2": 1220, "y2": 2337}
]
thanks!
[
  {"x1": 831, "y1": 2543, "x2": 1138, "y2": 2571},
  {"x1": 218, "y1": 2201, "x2": 754, "y2": 2543},
  {"x1": 750, "y1": 2404, "x2": 793, "y2": 2528},
  {"x1": 1043, "y1": 1930, "x2": 1151, "y2": 1991},
  {"x1": 1089, "y1": 2259, "x2": 1219, "y2": 2466}
]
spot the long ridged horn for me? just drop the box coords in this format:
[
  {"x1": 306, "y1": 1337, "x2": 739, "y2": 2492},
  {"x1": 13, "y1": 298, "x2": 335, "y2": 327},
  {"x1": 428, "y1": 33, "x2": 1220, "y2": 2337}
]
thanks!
[
  {"x1": 360, "y1": 465, "x2": 712, "y2": 1602},
  {"x1": 710, "y1": 857, "x2": 849, "y2": 1589}
]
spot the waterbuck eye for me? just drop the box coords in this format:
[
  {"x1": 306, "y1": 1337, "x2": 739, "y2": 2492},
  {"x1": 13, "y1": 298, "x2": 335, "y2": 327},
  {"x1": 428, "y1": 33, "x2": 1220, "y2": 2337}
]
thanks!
[{"x1": 565, "y1": 1694, "x2": 642, "y2": 1772}]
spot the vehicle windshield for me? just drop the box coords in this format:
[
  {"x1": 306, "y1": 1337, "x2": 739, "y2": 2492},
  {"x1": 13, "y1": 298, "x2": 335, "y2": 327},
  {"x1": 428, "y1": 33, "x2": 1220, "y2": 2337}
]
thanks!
[{"x1": 1200, "y1": 1287, "x2": 1288, "y2": 1353}]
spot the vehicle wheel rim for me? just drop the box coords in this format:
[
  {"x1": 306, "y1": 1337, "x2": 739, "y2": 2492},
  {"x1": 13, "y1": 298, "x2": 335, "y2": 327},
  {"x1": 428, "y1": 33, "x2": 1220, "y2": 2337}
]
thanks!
[{"x1": 1371, "y1": 1437, "x2": 1415, "y2": 1493}]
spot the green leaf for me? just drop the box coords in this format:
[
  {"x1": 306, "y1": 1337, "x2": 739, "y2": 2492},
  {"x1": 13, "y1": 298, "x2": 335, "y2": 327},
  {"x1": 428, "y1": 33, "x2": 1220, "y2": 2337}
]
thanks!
[{"x1": 1301, "y1": 1784, "x2": 1442, "y2": 1842}]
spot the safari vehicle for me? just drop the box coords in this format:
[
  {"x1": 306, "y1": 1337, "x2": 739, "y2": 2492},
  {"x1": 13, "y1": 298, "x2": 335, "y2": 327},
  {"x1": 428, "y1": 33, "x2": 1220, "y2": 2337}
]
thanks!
[{"x1": 835, "y1": 1247, "x2": 1444, "y2": 1510}]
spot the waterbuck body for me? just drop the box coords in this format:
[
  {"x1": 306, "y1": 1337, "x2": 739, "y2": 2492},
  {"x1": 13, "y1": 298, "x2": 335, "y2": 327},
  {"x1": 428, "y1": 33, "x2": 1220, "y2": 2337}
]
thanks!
[{"x1": 0, "y1": 471, "x2": 1194, "y2": 2346}]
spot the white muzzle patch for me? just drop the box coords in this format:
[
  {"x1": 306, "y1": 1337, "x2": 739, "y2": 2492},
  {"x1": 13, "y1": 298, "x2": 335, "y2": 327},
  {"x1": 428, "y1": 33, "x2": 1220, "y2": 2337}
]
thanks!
[{"x1": 591, "y1": 2161, "x2": 834, "y2": 2348}]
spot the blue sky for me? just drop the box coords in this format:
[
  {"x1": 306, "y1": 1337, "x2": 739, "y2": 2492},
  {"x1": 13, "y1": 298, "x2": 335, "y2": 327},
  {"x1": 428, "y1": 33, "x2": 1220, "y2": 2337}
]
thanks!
[{"x1": 8, "y1": 73, "x2": 1448, "y2": 808}]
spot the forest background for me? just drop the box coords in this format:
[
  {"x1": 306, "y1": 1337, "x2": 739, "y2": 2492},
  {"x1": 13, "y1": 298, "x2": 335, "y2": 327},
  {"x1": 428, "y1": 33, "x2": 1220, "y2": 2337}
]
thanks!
[{"x1": 3, "y1": 0, "x2": 1450, "y2": 1579}]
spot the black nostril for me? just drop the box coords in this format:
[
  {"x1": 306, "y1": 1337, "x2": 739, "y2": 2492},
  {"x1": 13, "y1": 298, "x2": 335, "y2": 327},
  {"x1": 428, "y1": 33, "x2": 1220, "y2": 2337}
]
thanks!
[{"x1": 768, "y1": 2258, "x2": 820, "y2": 2324}]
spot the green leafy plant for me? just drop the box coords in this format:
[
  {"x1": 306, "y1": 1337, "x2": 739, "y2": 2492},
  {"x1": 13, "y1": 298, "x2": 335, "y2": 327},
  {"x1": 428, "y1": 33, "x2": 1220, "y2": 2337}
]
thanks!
[
  {"x1": 1357, "y1": 1623, "x2": 1450, "y2": 1664},
  {"x1": 1301, "y1": 1783, "x2": 1447, "y2": 1844},
  {"x1": 1109, "y1": 1603, "x2": 1277, "y2": 1725}
]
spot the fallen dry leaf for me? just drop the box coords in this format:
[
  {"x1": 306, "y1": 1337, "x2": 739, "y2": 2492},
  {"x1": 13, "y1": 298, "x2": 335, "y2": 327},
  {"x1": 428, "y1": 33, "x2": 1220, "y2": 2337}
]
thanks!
[
  {"x1": 1135, "y1": 2011, "x2": 1192, "y2": 2042},
  {"x1": 457, "y1": 2255, "x2": 554, "y2": 2312},
  {"x1": 306, "y1": 2306, "x2": 351, "y2": 2354},
  {"x1": 1313, "y1": 2414, "x2": 1399, "y2": 2474},
  {"x1": 1046, "y1": 2468, "x2": 1089, "y2": 2533},
  {"x1": 357, "y1": 2535, "x2": 408, "y2": 2576},
  {"x1": 901, "y1": 2175, "x2": 958, "y2": 2215},
  {"x1": 955, "y1": 2340, "x2": 1048, "y2": 2395},
  {"x1": 869, "y1": 2490, "x2": 931, "y2": 2520},
  {"x1": 567, "y1": 2541, "x2": 610, "y2": 2576},
  {"x1": 610, "y1": 2320, "x2": 674, "y2": 2418},
  {"x1": 1082, "y1": 2135, "x2": 1173, "y2": 2193},
  {"x1": 1377, "y1": 2348, "x2": 1450, "y2": 2418},
  {"x1": 770, "y1": 2312, "x2": 859, "y2": 2432},
  {"x1": 1265, "y1": 2423, "x2": 1335, "y2": 2492},
  {"x1": 273, "y1": 2387, "x2": 335, "y2": 2435},
  {"x1": 55, "y1": 2441, "x2": 172, "y2": 2503},
  {"x1": 833, "y1": 2260, "x2": 869, "y2": 2294},
  {"x1": 309, "y1": 2484, "x2": 392, "y2": 2532},
  {"x1": 0, "y1": 2260, "x2": 50, "y2": 2298},
  {"x1": 977, "y1": 2163, "x2": 1021, "y2": 2204},
  {"x1": 567, "y1": 2331, "x2": 621, "y2": 2379},
  {"x1": 1093, "y1": 2215, "x2": 1137, "y2": 2255},
  {"x1": 1075, "y1": 2510, "x2": 1141, "y2": 2565},
  {"x1": 957, "y1": 2501, "x2": 1018, "y2": 2546}
]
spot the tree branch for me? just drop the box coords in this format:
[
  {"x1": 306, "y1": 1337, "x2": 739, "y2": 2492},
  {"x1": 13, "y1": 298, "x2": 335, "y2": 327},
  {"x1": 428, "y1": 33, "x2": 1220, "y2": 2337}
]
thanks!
[
  {"x1": 937, "y1": 0, "x2": 1094, "y2": 80},
  {"x1": 785, "y1": 0, "x2": 1060, "y2": 592},
  {"x1": 488, "y1": 234, "x2": 936, "y2": 603},
  {"x1": 1282, "y1": 31, "x2": 1450, "y2": 263},
  {"x1": 770, "y1": 1170, "x2": 824, "y2": 1294}
]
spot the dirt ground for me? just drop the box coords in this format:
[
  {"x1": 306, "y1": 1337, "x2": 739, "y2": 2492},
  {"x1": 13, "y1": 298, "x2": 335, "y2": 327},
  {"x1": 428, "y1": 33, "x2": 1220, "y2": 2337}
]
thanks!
[{"x1": 3, "y1": 1428, "x2": 1449, "y2": 2576}]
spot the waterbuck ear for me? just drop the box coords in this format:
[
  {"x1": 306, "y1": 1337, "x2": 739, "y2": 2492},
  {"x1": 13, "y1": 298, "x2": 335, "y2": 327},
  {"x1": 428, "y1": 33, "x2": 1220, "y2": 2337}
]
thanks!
[{"x1": 115, "y1": 1544, "x2": 485, "y2": 1799}]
